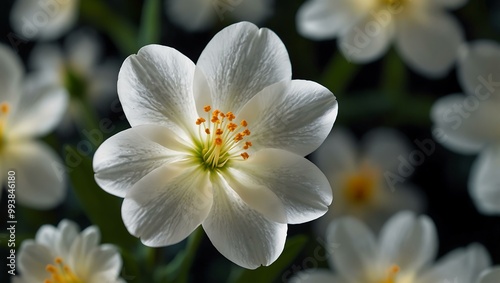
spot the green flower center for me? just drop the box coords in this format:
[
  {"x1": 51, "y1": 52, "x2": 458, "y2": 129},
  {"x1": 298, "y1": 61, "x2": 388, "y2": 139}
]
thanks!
[{"x1": 194, "y1": 105, "x2": 252, "y2": 170}]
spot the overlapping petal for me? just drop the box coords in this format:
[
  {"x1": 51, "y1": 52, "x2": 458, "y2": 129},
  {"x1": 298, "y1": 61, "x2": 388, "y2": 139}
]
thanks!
[
  {"x1": 469, "y1": 145, "x2": 500, "y2": 215},
  {"x1": 202, "y1": 174, "x2": 287, "y2": 269},
  {"x1": 237, "y1": 80, "x2": 337, "y2": 156},
  {"x1": 396, "y1": 12, "x2": 463, "y2": 78},
  {"x1": 93, "y1": 125, "x2": 191, "y2": 197},
  {"x1": 0, "y1": 44, "x2": 23, "y2": 104},
  {"x1": 118, "y1": 45, "x2": 198, "y2": 133},
  {"x1": 195, "y1": 22, "x2": 291, "y2": 114},
  {"x1": 122, "y1": 165, "x2": 212, "y2": 246},
  {"x1": 230, "y1": 148, "x2": 332, "y2": 224}
]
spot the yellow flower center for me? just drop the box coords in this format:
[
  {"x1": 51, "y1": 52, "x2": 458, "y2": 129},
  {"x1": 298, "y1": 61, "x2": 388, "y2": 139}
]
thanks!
[
  {"x1": 342, "y1": 164, "x2": 380, "y2": 205},
  {"x1": 0, "y1": 102, "x2": 10, "y2": 147},
  {"x1": 194, "y1": 105, "x2": 252, "y2": 170},
  {"x1": 379, "y1": 265, "x2": 401, "y2": 283},
  {"x1": 44, "y1": 257, "x2": 83, "y2": 283}
]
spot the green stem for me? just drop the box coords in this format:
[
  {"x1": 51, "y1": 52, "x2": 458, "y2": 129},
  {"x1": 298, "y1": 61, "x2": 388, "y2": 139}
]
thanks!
[{"x1": 320, "y1": 51, "x2": 360, "y2": 97}]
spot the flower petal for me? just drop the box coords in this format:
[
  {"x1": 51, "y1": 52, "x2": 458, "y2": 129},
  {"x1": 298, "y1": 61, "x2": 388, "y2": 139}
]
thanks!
[
  {"x1": 202, "y1": 174, "x2": 287, "y2": 269},
  {"x1": 65, "y1": 29, "x2": 102, "y2": 73},
  {"x1": 431, "y1": 93, "x2": 500, "y2": 154},
  {"x1": 93, "y1": 125, "x2": 191, "y2": 198},
  {"x1": 87, "y1": 244, "x2": 122, "y2": 282},
  {"x1": 195, "y1": 22, "x2": 291, "y2": 114},
  {"x1": 378, "y1": 211, "x2": 437, "y2": 273},
  {"x1": 296, "y1": 0, "x2": 361, "y2": 40},
  {"x1": 327, "y1": 216, "x2": 378, "y2": 281},
  {"x1": 338, "y1": 16, "x2": 395, "y2": 63},
  {"x1": 10, "y1": 0, "x2": 79, "y2": 40},
  {"x1": 237, "y1": 80, "x2": 338, "y2": 156},
  {"x1": 290, "y1": 270, "x2": 346, "y2": 283},
  {"x1": 165, "y1": 0, "x2": 215, "y2": 31},
  {"x1": 9, "y1": 80, "x2": 68, "y2": 139},
  {"x1": 469, "y1": 145, "x2": 500, "y2": 215},
  {"x1": 457, "y1": 41, "x2": 500, "y2": 98},
  {"x1": 117, "y1": 44, "x2": 198, "y2": 133},
  {"x1": 231, "y1": 0, "x2": 273, "y2": 24},
  {"x1": 0, "y1": 44, "x2": 23, "y2": 104},
  {"x1": 69, "y1": 226, "x2": 101, "y2": 277},
  {"x1": 231, "y1": 148, "x2": 333, "y2": 224},
  {"x1": 122, "y1": 164, "x2": 212, "y2": 246},
  {"x1": 312, "y1": 127, "x2": 358, "y2": 180},
  {"x1": 3, "y1": 141, "x2": 66, "y2": 209},
  {"x1": 478, "y1": 267, "x2": 500, "y2": 283},
  {"x1": 419, "y1": 243, "x2": 491, "y2": 283},
  {"x1": 395, "y1": 12, "x2": 463, "y2": 78},
  {"x1": 362, "y1": 128, "x2": 411, "y2": 173},
  {"x1": 18, "y1": 240, "x2": 56, "y2": 282}
]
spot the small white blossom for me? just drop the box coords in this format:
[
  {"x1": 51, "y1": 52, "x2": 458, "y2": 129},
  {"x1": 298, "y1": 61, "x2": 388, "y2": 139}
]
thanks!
[{"x1": 93, "y1": 22, "x2": 337, "y2": 269}]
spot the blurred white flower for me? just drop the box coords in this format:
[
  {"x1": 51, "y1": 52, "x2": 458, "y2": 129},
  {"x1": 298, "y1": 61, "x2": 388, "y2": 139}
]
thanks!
[
  {"x1": 13, "y1": 219, "x2": 124, "y2": 283},
  {"x1": 0, "y1": 44, "x2": 68, "y2": 209},
  {"x1": 29, "y1": 29, "x2": 119, "y2": 131},
  {"x1": 477, "y1": 267, "x2": 500, "y2": 283},
  {"x1": 312, "y1": 128, "x2": 424, "y2": 236},
  {"x1": 291, "y1": 211, "x2": 490, "y2": 283},
  {"x1": 431, "y1": 41, "x2": 500, "y2": 215},
  {"x1": 297, "y1": 0, "x2": 466, "y2": 78},
  {"x1": 10, "y1": 0, "x2": 79, "y2": 40},
  {"x1": 166, "y1": 0, "x2": 273, "y2": 31},
  {"x1": 93, "y1": 22, "x2": 337, "y2": 269}
]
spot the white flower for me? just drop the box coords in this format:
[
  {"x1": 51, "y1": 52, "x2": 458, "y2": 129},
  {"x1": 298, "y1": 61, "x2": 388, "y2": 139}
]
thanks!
[
  {"x1": 312, "y1": 128, "x2": 424, "y2": 236},
  {"x1": 29, "y1": 29, "x2": 119, "y2": 131},
  {"x1": 10, "y1": 0, "x2": 79, "y2": 40},
  {"x1": 166, "y1": 0, "x2": 273, "y2": 31},
  {"x1": 296, "y1": 0, "x2": 466, "y2": 78},
  {"x1": 290, "y1": 211, "x2": 491, "y2": 283},
  {"x1": 0, "y1": 44, "x2": 68, "y2": 209},
  {"x1": 431, "y1": 40, "x2": 500, "y2": 215},
  {"x1": 93, "y1": 22, "x2": 337, "y2": 269},
  {"x1": 13, "y1": 219, "x2": 124, "y2": 283},
  {"x1": 476, "y1": 267, "x2": 500, "y2": 283}
]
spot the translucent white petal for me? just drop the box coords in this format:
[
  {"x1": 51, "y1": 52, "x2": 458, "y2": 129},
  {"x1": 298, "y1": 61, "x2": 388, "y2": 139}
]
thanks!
[
  {"x1": 122, "y1": 164, "x2": 212, "y2": 246},
  {"x1": 202, "y1": 174, "x2": 287, "y2": 269},
  {"x1": 87, "y1": 244, "x2": 122, "y2": 281},
  {"x1": 231, "y1": 0, "x2": 273, "y2": 24},
  {"x1": 69, "y1": 226, "x2": 101, "y2": 276},
  {"x1": 419, "y1": 243, "x2": 490, "y2": 283},
  {"x1": 3, "y1": 141, "x2": 66, "y2": 209},
  {"x1": 430, "y1": 94, "x2": 500, "y2": 154},
  {"x1": 195, "y1": 22, "x2": 291, "y2": 114},
  {"x1": 34, "y1": 224, "x2": 58, "y2": 251},
  {"x1": 312, "y1": 127, "x2": 358, "y2": 180},
  {"x1": 478, "y1": 267, "x2": 500, "y2": 283},
  {"x1": 29, "y1": 43, "x2": 65, "y2": 76},
  {"x1": 378, "y1": 211, "x2": 437, "y2": 273},
  {"x1": 56, "y1": 219, "x2": 81, "y2": 255},
  {"x1": 9, "y1": 81, "x2": 68, "y2": 139},
  {"x1": 165, "y1": 0, "x2": 215, "y2": 31},
  {"x1": 18, "y1": 240, "x2": 56, "y2": 282},
  {"x1": 231, "y1": 148, "x2": 333, "y2": 224},
  {"x1": 65, "y1": 29, "x2": 102, "y2": 73},
  {"x1": 0, "y1": 44, "x2": 23, "y2": 104},
  {"x1": 362, "y1": 128, "x2": 411, "y2": 173},
  {"x1": 395, "y1": 12, "x2": 463, "y2": 78},
  {"x1": 457, "y1": 41, "x2": 500, "y2": 98},
  {"x1": 327, "y1": 217, "x2": 378, "y2": 281},
  {"x1": 338, "y1": 16, "x2": 395, "y2": 63},
  {"x1": 93, "y1": 125, "x2": 191, "y2": 198},
  {"x1": 296, "y1": 0, "x2": 361, "y2": 40},
  {"x1": 237, "y1": 80, "x2": 337, "y2": 156},
  {"x1": 469, "y1": 145, "x2": 500, "y2": 215},
  {"x1": 117, "y1": 44, "x2": 198, "y2": 133},
  {"x1": 10, "y1": 0, "x2": 79, "y2": 40}
]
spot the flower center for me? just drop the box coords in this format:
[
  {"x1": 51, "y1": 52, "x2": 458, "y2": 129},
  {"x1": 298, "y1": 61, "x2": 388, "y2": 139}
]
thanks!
[
  {"x1": 194, "y1": 105, "x2": 252, "y2": 170},
  {"x1": 44, "y1": 257, "x2": 83, "y2": 283},
  {"x1": 379, "y1": 265, "x2": 400, "y2": 283},
  {"x1": 0, "y1": 102, "x2": 10, "y2": 147},
  {"x1": 381, "y1": 0, "x2": 406, "y2": 8},
  {"x1": 342, "y1": 164, "x2": 380, "y2": 205}
]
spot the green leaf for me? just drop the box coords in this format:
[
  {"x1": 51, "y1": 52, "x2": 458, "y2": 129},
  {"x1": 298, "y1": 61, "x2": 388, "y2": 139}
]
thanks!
[
  {"x1": 65, "y1": 146, "x2": 137, "y2": 249},
  {"x1": 139, "y1": 0, "x2": 162, "y2": 46},
  {"x1": 229, "y1": 235, "x2": 309, "y2": 283},
  {"x1": 80, "y1": 0, "x2": 138, "y2": 55}
]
